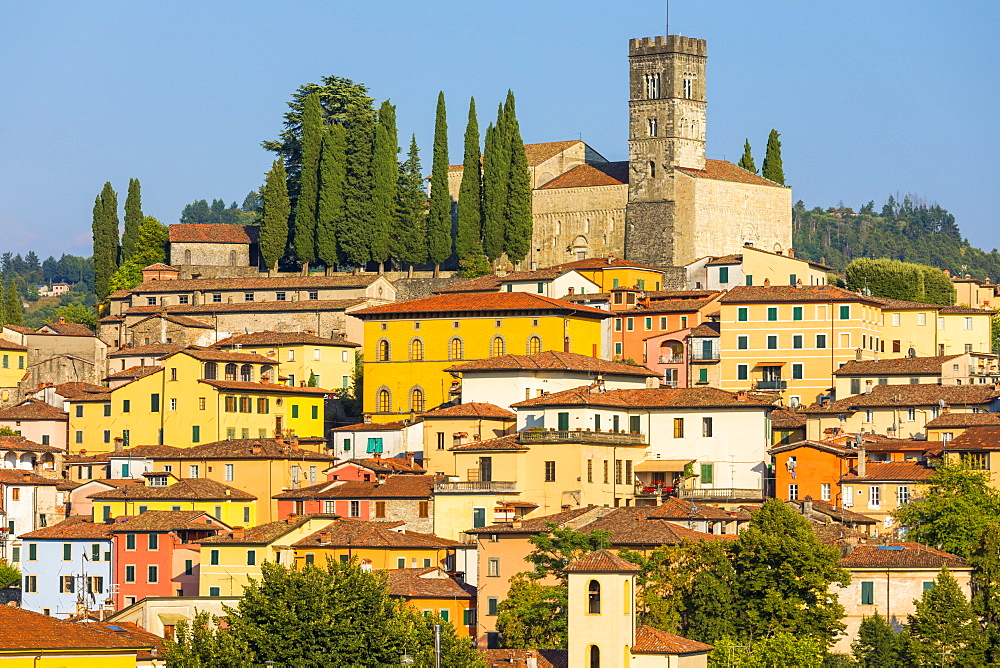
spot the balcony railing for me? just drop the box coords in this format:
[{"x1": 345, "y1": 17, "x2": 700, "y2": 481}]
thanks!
[
  {"x1": 634, "y1": 483, "x2": 678, "y2": 497},
  {"x1": 679, "y1": 488, "x2": 765, "y2": 502},
  {"x1": 434, "y1": 481, "x2": 518, "y2": 493},
  {"x1": 755, "y1": 380, "x2": 787, "y2": 390},
  {"x1": 690, "y1": 351, "x2": 720, "y2": 361},
  {"x1": 657, "y1": 355, "x2": 684, "y2": 364},
  {"x1": 518, "y1": 430, "x2": 647, "y2": 446}
]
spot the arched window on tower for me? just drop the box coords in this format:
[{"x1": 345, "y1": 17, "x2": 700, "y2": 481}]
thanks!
[
  {"x1": 647, "y1": 118, "x2": 658, "y2": 137},
  {"x1": 184, "y1": 249, "x2": 192, "y2": 265},
  {"x1": 589, "y1": 645, "x2": 601, "y2": 668},
  {"x1": 230, "y1": 250, "x2": 237, "y2": 266},
  {"x1": 588, "y1": 579, "x2": 601, "y2": 614}
]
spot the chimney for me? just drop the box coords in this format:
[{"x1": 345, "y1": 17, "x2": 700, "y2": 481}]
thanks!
[
  {"x1": 787, "y1": 248, "x2": 795, "y2": 258},
  {"x1": 942, "y1": 404, "x2": 951, "y2": 414},
  {"x1": 736, "y1": 390, "x2": 747, "y2": 402},
  {"x1": 404, "y1": 452, "x2": 415, "y2": 463},
  {"x1": 763, "y1": 278, "x2": 771, "y2": 286},
  {"x1": 251, "y1": 446, "x2": 263, "y2": 455},
  {"x1": 363, "y1": 414, "x2": 373, "y2": 425},
  {"x1": 857, "y1": 435, "x2": 867, "y2": 477},
  {"x1": 318, "y1": 530, "x2": 332, "y2": 544},
  {"x1": 511, "y1": 517, "x2": 523, "y2": 529},
  {"x1": 57, "y1": 316, "x2": 66, "y2": 324},
  {"x1": 802, "y1": 495, "x2": 813, "y2": 514},
  {"x1": 21, "y1": 471, "x2": 31, "y2": 482},
  {"x1": 231, "y1": 526, "x2": 246, "y2": 540},
  {"x1": 113, "y1": 437, "x2": 124, "y2": 453},
  {"x1": 373, "y1": 452, "x2": 381, "y2": 461}
]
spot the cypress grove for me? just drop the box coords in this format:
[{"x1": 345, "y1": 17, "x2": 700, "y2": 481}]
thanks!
[
  {"x1": 292, "y1": 93, "x2": 322, "y2": 271},
  {"x1": 426, "y1": 91, "x2": 452, "y2": 275},
  {"x1": 316, "y1": 124, "x2": 347, "y2": 270},
  {"x1": 456, "y1": 97, "x2": 483, "y2": 263}
]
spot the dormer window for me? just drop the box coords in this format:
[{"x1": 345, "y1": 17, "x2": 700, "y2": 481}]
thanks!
[{"x1": 148, "y1": 475, "x2": 167, "y2": 487}]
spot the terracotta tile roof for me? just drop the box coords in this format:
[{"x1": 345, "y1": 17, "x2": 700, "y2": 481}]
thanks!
[
  {"x1": 3, "y1": 325, "x2": 35, "y2": 335},
  {"x1": 291, "y1": 519, "x2": 459, "y2": 548},
  {"x1": 387, "y1": 567, "x2": 475, "y2": 599},
  {"x1": 20, "y1": 515, "x2": 118, "y2": 540},
  {"x1": 925, "y1": 412, "x2": 1000, "y2": 429},
  {"x1": 52, "y1": 381, "x2": 112, "y2": 398},
  {"x1": 464, "y1": 506, "x2": 602, "y2": 535},
  {"x1": 0, "y1": 434, "x2": 62, "y2": 453},
  {"x1": 66, "y1": 445, "x2": 185, "y2": 463},
  {"x1": 66, "y1": 391, "x2": 112, "y2": 402},
  {"x1": 0, "y1": 606, "x2": 151, "y2": 651},
  {"x1": 198, "y1": 379, "x2": 332, "y2": 395},
  {"x1": 789, "y1": 499, "x2": 877, "y2": 524},
  {"x1": 131, "y1": 274, "x2": 379, "y2": 293},
  {"x1": 768, "y1": 439, "x2": 853, "y2": 457},
  {"x1": 89, "y1": 621, "x2": 165, "y2": 661},
  {"x1": 632, "y1": 626, "x2": 714, "y2": 654},
  {"x1": 822, "y1": 384, "x2": 1000, "y2": 409},
  {"x1": 0, "y1": 339, "x2": 27, "y2": 351},
  {"x1": 141, "y1": 263, "x2": 177, "y2": 271},
  {"x1": 168, "y1": 223, "x2": 258, "y2": 244},
  {"x1": 352, "y1": 292, "x2": 611, "y2": 319},
  {"x1": 770, "y1": 408, "x2": 806, "y2": 429},
  {"x1": 539, "y1": 162, "x2": 629, "y2": 189},
  {"x1": 675, "y1": 158, "x2": 783, "y2": 188},
  {"x1": 834, "y1": 355, "x2": 961, "y2": 376},
  {"x1": 582, "y1": 508, "x2": 738, "y2": 546},
  {"x1": 57, "y1": 479, "x2": 84, "y2": 491},
  {"x1": 37, "y1": 321, "x2": 96, "y2": 337},
  {"x1": 124, "y1": 299, "x2": 368, "y2": 316},
  {"x1": 550, "y1": 257, "x2": 669, "y2": 272},
  {"x1": 109, "y1": 344, "x2": 184, "y2": 358},
  {"x1": 108, "y1": 510, "x2": 225, "y2": 532},
  {"x1": 446, "y1": 351, "x2": 658, "y2": 377},
  {"x1": 331, "y1": 419, "x2": 421, "y2": 432},
  {"x1": 840, "y1": 543, "x2": 968, "y2": 569},
  {"x1": 939, "y1": 304, "x2": 994, "y2": 314},
  {"x1": 523, "y1": 140, "x2": 583, "y2": 166},
  {"x1": 619, "y1": 297, "x2": 717, "y2": 316},
  {"x1": 421, "y1": 402, "x2": 516, "y2": 419},
  {"x1": 511, "y1": 385, "x2": 777, "y2": 409},
  {"x1": 89, "y1": 478, "x2": 256, "y2": 500},
  {"x1": 946, "y1": 425, "x2": 1000, "y2": 450},
  {"x1": 840, "y1": 462, "x2": 934, "y2": 483},
  {"x1": 868, "y1": 296, "x2": 943, "y2": 311},
  {"x1": 179, "y1": 438, "x2": 334, "y2": 460},
  {"x1": 332, "y1": 456, "x2": 426, "y2": 474},
  {"x1": 212, "y1": 331, "x2": 360, "y2": 348},
  {"x1": 198, "y1": 513, "x2": 339, "y2": 545},
  {"x1": 130, "y1": 313, "x2": 214, "y2": 329},
  {"x1": 863, "y1": 436, "x2": 935, "y2": 452},
  {"x1": 481, "y1": 649, "x2": 568, "y2": 668},
  {"x1": 449, "y1": 434, "x2": 524, "y2": 451},
  {"x1": 705, "y1": 254, "x2": 743, "y2": 266},
  {"x1": 0, "y1": 469, "x2": 60, "y2": 485},
  {"x1": 646, "y1": 497, "x2": 736, "y2": 520},
  {"x1": 688, "y1": 322, "x2": 721, "y2": 337},
  {"x1": 564, "y1": 549, "x2": 642, "y2": 573},
  {"x1": 105, "y1": 365, "x2": 164, "y2": 380},
  {"x1": 718, "y1": 284, "x2": 882, "y2": 305},
  {"x1": 432, "y1": 274, "x2": 505, "y2": 293},
  {"x1": 0, "y1": 399, "x2": 68, "y2": 421},
  {"x1": 166, "y1": 346, "x2": 273, "y2": 364},
  {"x1": 274, "y1": 475, "x2": 434, "y2": 500}
]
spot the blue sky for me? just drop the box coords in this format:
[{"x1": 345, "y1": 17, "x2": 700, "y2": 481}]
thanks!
[{"x1": 1, "y1": 1, "x2": 997, "y2": 258}]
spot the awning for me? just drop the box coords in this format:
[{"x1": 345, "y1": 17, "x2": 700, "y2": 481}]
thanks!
[
  {"x1": 753, "y1": 361, "x2": 786, "y2": 368},
  {"x1": 635, "y1": 459, "x2": 693, "y2": 473}
]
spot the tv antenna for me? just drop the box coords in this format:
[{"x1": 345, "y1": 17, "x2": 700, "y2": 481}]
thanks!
[{"x1": 665, "y1": 0, "x2": 670, "y2": 36}]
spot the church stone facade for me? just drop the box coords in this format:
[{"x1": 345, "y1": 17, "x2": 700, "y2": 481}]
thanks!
[{"x1": 448, "y1": 33, "x2": 792, "y2": 272}]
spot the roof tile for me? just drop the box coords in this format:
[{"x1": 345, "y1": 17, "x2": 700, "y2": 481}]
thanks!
[
  {"x1": 840, "y1": 542, "x2": 968, "y2": 569},
  {"x1": 89, "y1": 478, "x2": 256, "y2": 500},
  {"x1": 632, "y1": 626, "x2": 714, "y2": 654},
  {"x1": 351, "y1": 292, "x2": 611, "y2": 319},
  {"x1": 446, "y1": 351, "x2": 658, "y2": 377},
  {"x1": 0, "y1": 606, "x2": 151, "y2": 650},
  {"x1": 674, "y1": 158, "x2": 783, "y2": 188},
  {"x1": 511, "y1": 385, "x2": 776, "y2": 409},
  {"x1": 539, "y1": 162, "x2": 628, "y2": 189},
  {"x1": 168, "y1": 224, "x2": 258, "y2": 244}
]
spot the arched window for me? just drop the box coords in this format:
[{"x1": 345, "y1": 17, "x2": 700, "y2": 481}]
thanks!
[
  {"x1": 377, "y1": 389, "x2": 390, "y2": 413},
  {"x1": 410, "y1": 388, "x2": 425, "y2": 413},
  {"x1": 230, "y1": 250, "x2": 237, "y2": 266},
  {"x1": 491, "y1": 337, "x2": 506, "y2": 357},
  {"x1": 588, "y1": 580, "x2": 601, "y2": 614},
  {"x1": 410, "y1": 339, "x2": 424, "y2": 361},
  {"x1": 204, "y1": 362, "x2": 218, "y2": 380},
  {"x1": 377, "y1": 340, "x2": 390, "y2": 362},
  {"x1": 184, "y1": 249, "x2": 192, "y2": 264},
  {"x1": 589, "y1": 645, "x2": 601, "y2": 668},
  {"x1": 528, "y1": 336, "x2": 542, "y2": 355},
  {"x1": 240, "y1": 364, "x2": 253, "y2": 382},
  {"x1": 450, "y1": 338, "x2": 464, "y2": 361},
  {"x1": 224, "y1": 363, "x2": 237, "y2": 381}
]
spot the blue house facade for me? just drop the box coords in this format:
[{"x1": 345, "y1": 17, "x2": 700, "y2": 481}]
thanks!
[{"x1": 18, "y1": 515, "x2": 114, "y2": 617}]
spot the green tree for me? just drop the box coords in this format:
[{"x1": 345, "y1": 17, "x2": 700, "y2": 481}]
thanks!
[
  {"x1": 502, "y1": 91, "x2": 532, "y2": 265},
  {"x1": 393, "y1": 135, "x2": 428, "y2": 273},
  {"x1": 893, "y1": 462, "x2": 1000, "y2": 558},
  {"x1": 906, "y1": 567, "x2": 985, "y2": 666},
  {"x1": 970, "y1": 524, "x2": 1000, "y2": 663},
  {"x1": 0, "y1": 560, "x2": 20, "y2": 589},
  {"x1": 316, "y1": 123, "x2": 347, "y2": 269},
  {"x1": 458, "y1": 241, "x2": 492, "y2": 278},
  {"x1": 852, "y1": 612, "x2": 902, "y2": 666},
  {"x1": 761, "y1": 129, "x2": 784, "y2": 185},
  {"x1": 132, "y1": 216, "x2": 169, "y2": 268},
  {"x1": 121, "y1": 178, "x2": 142, "y2": 263},
  {"x1": 108, "y1": 262, "x2": 144, "y2": 294},
  {"x1": 259, "y1": 159, "x2": 291, "y2": 272},
  {"x1": 92, "y1": 182, "x2": 119, "y2": 300},
  {"x1": 730, "y1": 499, "x2": 849, "y2": 644},
  {"x1": 165, "y1": 610, "x2": 250, "y2": 667},
  {"x1": 426, "y1": 92, "x2": 452, "y2": 274},
  {"x1": 370, "y1": 100, "x2": 398, "y2": 273},
  {"x1": 55, "y1": 304, "x2": 97, "y2": 329},
  {"x1": 4, "y1": 283, "x2": 22, "y2": 327},
  {"x1": 340, "y1": 100, "x2": 376, "y2": 267},
  {"x1": 738, "y1": 139, "x2": 757, "y2": 174},
  {"x1": 481, "y1": 118, "x2": 507, "y2": 262},
  {"x1": 845, "y1": 258, "x2": 955, "y2": 305},
  {"x1": 456, "y1": 97, "x2": 483, "y2": 262},
  {"x1": 291, "y1": 92, "x2": 321, "y2": 270}
]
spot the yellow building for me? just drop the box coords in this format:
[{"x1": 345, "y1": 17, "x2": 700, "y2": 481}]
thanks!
[
  {"x1": 387, "y1": 567, "x2": 477, "y2": 637},
  {"x1": 839, "y1": 461, "x2": 933, "y2": 531},
  {"x1": 67, "y1": 347, "x2": 330, "y2": 454},
  {"x1": 0, "y1": 339, "x2": 27, "y2": 396},
  {"x1": 872, "y1": 297, "x2": 993, "y2": 358},
  {"x1": 419, "y1": 402, "x2": 516, "y2": 473},
  {"x1": 931, "y1": 424, "x2": 1000, "y2": 489},
  {"x1": 353, "y1": 292, "x2": 611, "y2": 422},
  {"x1": 90, "y1": 472, "x2": 258, "y2": 527},
  {"x1": 686, "y1": 245, "x2": 831, "y2": 291},
  {"x1": 832, "y1": 354, "x2": 1000, "y2": 399},
  {"x1": 212, "y1": 331, "x2": 360, "y2": 392},
  {"x1": 0, "y1": 605, "x2": 151, "y2": 667},
  {"x1": 198, "y1": 514, "x2": 340, "y2": 597},
  {"x1": 950, "y1": 275, "x2": 998, "y2": 309},
  {"x1": 925, "y1": 412, "x2": 1000, "y2": 443},
  {"x1": 719, "y1": 285, "x2": 884, "y2": 406},
  {"x1": 290, "y1": 518, "x2": 461, "y2": 571},
  {"x1": 552, "y1": 257, "x2": 668, "y2": 293}
]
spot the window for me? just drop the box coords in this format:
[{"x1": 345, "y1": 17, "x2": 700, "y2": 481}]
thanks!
[
  {"x1": 224, "y1": 464, "x2": 234, "y2": 482},
  {"x1": 488, "y1": 558, "x2": 500, "y2": 577},
  {"x1": 792, "y1": 363, "x2": 803, "y2": 380},
  {"x1": 737, "y1": 364, "x2": 748, "y2": 381},
  {"x1": 410, "y1": 388, "x2": 425, "y2": 413},
  {"x1": 148, "y1": 533, "x2": 158, "y2": 550},
  {"x1": 376, "y1": 339, "x2": 390, "y2": 361},
  {"x1": 673, "y1": 418, "x2": 684, "y2": 438},
  {"x1": 700, "y1": 463, "x2": 714, "y2": 484},
  {"x1": 544, "y1": 461, "x2": 556, "y2": 482},
  {"x1": 419, "y1": 501, "x2": 430, "y2": 518},
  {"x1": 821, "y1": 483, "x2": 831, "y2": 501},
  {"x1": 588, "y1": 580, "x2": 601, "y2": 614},
  {"x1": 88, "y1": 576, "x2": 104, "y2": 594},
  {"x1": 702, "y1": 417, "x2": 713, "y2": 437},
  {"x1": 839, "y1": 305, "x2": 850, "y2": 320},
  {"x1": 349, "y1": 500, "x2": 360, "y2": 518},
  {"x1": 792, "y1": 306, "x2": 803, "y2": 321},
  {"x1": 698, "y1": 367, "x2": 708, "y2": 383},
  {"x1": 766, "y1": 335, "x2": 778, "y2": 350},
  {"x1": 24, "y1": 575, "x2": 36, "y2": 593},
  {"x1": 626, "y1": 318, "x2": 634, "y2": 331},
  {"x1": 91, "y1": 543, "x2": 101, "y2": 562},
  {"x1": 209, "y1": 586, "x2": 221, "y2": 597},
  {"x1": 615, "y1": 459, "x2": 623, "y2": 484},
  {"x1": 792, "y1": 334, "x2": 803, "y2": 349},
  {"x1": 737, "y1": 335, "x2": 748, "y2": 350},
  {"x1": 788, "y1": 483, "x2": 799, "y2": 500},
  {"x1": 377, "y1": 389, "x2": 390, "y2": 413},
  {"x1": 125, "y1": 533, "x2": 136, "y2": 550},
  {"x1": 767, "y1": 307, "x2": 778, "y2": 322},
  {"x1": 60, "y1": 575, "x2": 75, "y2": 593},
  {"x1": 450, "y1": 338, "x2": 463, "y2": 360},
  {"x1": 125, "y1": 566, "x2": 136, "y2": 583},
  {"x1": 122, "y1": 399, "x2": 130, "y2": 413},
  {"x1": 488, "y1": 597, "x2": 499, "y2": 616},
  {"x1": 75, "y1": 404, "x2": 84, "y2": 418},
  {"x1": 816, "y1": 334, "x2": 827, "y2": 349},
  {"x1": 718, "y1": 267, "x2": 729, "y2": 284},
  {"x1": 737, "y1": 307, "x2": 748, "y2": 322},
  {"x1": 869, "y1": 486, "x2": 881, "y2": 508},
  {"x1": 410, "y1": 339, "x2": 424, "y2": 360},
  {"x1": 308, "y1": 290, "x2": 319, "y2": 300},
  {"x1": 75, "y1": 430, "x2": 83, "y2": 444},
  {"x1": 490, "y1": 337, "x2": 505, "y2": 357},
  {"x1": 861, "y1": 581, "x2": 874, "y2": 605},
  {"x1": 147, "y1": 297, "x2": 157, "y2": 306},
  {"x1": 247, "y1": 550, "x2": 256, "y2": 566},
  {"x1": 374, "y1": 501, "x2": 386, "y2": 519},
  {"x1": 212, "y1": 293, "x2": 222, "y2": 303},
  {"x1": 147, "y1": 565, "x2": 158, "y2": 583},
  {"x1": 257, "y1": 397, "x2": 269, "y2": 414},
  {"x1": 682, "y1": 76, "x2": 693, "y2": 98},
  {"x1": 291, "y1": 404, "x2": 299, "y2": 418},
  {"x1": 150, "y1": 393, "x2": 160, "y2": 412},
  {"x1": 897, "y1": 485, "x2": 910, "y2": 505}
]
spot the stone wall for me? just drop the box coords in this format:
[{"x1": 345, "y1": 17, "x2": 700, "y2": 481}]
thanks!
[
  {"x1": 176, "y1": 265, "x2": 262, "y2": 280},
  {"x1": 369, "y1": 497, "x2": 433, "y2": 535},
  {"x1": 128, "y1": 317, "x2": 215, "y2": 347},
  {"x1": 392, "y1": 277, "x2": 466, "y2": 302},
  {"x1": 170, "y1": 242, "x2": 253, "y2": 269},
  {"x1": 528, "y1": 184, "x2": 627, "y2": 270},
  {"x1": 624, "y1": 199, "x2": 677, "y2": 268}
]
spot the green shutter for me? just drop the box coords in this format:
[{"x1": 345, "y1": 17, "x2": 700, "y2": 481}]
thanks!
[
  {"x1": 840, "y1": 305, "x2": 850, "y2": 320},
  {"x1": 209, "y1": 587, "x2": 220, "y2": 596},
  {"x1": 700, "y1": 464, "x2": 714, "y2": 484},
  {"x1": 292, "y1": 405, "x2": 299, "y2": 418},
  {"x1": 150, "y1": 393, "x2": 160, "y2": 412},
  {"x1": 192, "y1": 425, "x2": 200, "y2": 443},
  {"x1": 737, "y1": 365, "x2": 748, "y2": 381},
  {"x1": 737, "y1": 307, "x2": 748, "y2": 322},
  {"x1": 63, "y1": 543, "x2": 72, "y2": 560},
  {"x1": 767, "y1": 307, "x2": 778, "y2": 321},
  {"x1": 311, "y1": 405, "x2": 318, "y2": 419},
  {"x1": 861, "y1": 581, "x2": 874, "y2": 604},
  {"x1": 923, "y1": 581, "x2": 935, "y2": 593},
  {"x1": 793, "y1": 306, "x2": 803, "y2": 321},
  {"x1": 28, "y1": 543, "x2": 37, "y2": 561},
  {"x1": 699, "y1": 368, "x2": 708, "y2": 383},
  {"x1": 557, "y1": 412, "x2": 569, "y2": 431},
  {"x1": 211, "y1": 550, "x2": 220, "y2": 565},
  {"x1": 718, "y1": 267, "x2": 729, "y2": 284}
]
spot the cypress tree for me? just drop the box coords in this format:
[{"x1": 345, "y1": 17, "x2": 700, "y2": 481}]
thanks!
[
  {"x1": 503, "y1": 91, "x2": 532, "y2": 266},
  {"x1": 340, "y1": 102, "x2": 376, "y2": 268},
  {"x1": 738, "y1": 139, "x2": 757, "y2": 174},
  {"x1": 0, "y1": 282, "x2": 6, "y2": 328},
  {"x1": 761, "y1": 129, "x2": 785, "y2": 185},
  {"x1": 456, "y1": 97, "x2": 483, "y2": 262},
  {"x1": 393, "y1": 135, "x2": 428, "y2": 274},
  {"x1": 426, "y1": 92, "x2": 452, "y2": 274},
  {"x1": 482, "y1": 106, "x2": 509, "y2": 262},
  {"x1": 260, "y1": 159, "x2": 291, "y2": 272},
  {"x1": 292, "y1": 93, "x2": 321, "y2": 271},
  {"x1": 370, "y1": 100, "x2": 398, "y2": 273},
  {"x1": 4, "y1": 283, "x2": 22, "y2": 327},
  {"x1": 92, "y1": 182, "x2": 119, "y2": 300},
  {"x1": 316, "y1": 124, "x2": 347, "y2": 270},
  {"x1": 122, "y1": 178, "x2": 142, "y2": 263}
]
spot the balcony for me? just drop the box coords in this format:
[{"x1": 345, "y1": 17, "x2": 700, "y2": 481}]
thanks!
[
  {"x1": 657, "y1": 355, "x2": 684, "y2": 364},
  {"x1": 518, "y1": 430, "x2": 647, "y2": 446},
  {"x1": 679, "y1": 488, "x2": 765, "y2": 502},
  {"x1": 755, "y1": 380, "x2": 787, "y2": 391},
  {"x1": 634, "y1": 483, "x2": 678, "y2": 497},
  {"x1": 689, "y1": 350, "x2": 720, "y2": 362},
  {"x1": 434, "y1": 481, "x2": 518, "y2": 493}
]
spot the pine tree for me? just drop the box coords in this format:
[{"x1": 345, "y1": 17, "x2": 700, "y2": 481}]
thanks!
[
  {"x1": 456, "y1": 97, "x2": 483, "y2": 262},
  {"x1": 292, "y1": 93, "x2": 321, "y2": 270},
  {"x1": 316, "y1": 123, "x2": 347, "y2": 269},
  {"x1": 92, "y1": 182, "x2": 119, "y2": 300},
  {"x1": 260, "y1": 159, "x2": 291, "y2": 272},
  {"x1": 426, "y1": 91, "x2": 452, "y2": 274},
  {"x1": 852, "y1": 613, "x2": 901, "y2": 666},
  {"x1": 906, "y1": 567, "x2": 985, "y2": 665},
  {"x1": 393, "y1": 135, "x2": 428, "y2": 273},
  {"x1": 340, "y1": 101, "x2": 376, "y2": 267},
  {"x1": 4, "y1": 283, "x2": 22, "y2": 327},
  {"x1": 738, "y1": 139, "x2": 757, "y2": 174},
  {"x1": 121, "y1": 178, "x2": 142, "y2": 262},
  {"x1": 482, "y1": 109, "x2": 509, "y2": 262},
  {"x1": 761, "y1": 129, "x2": 785, "y2": 185},
  {"x1": 370, "y1": 100, "x2": 398, "y2": 273},
  {"x1": 503, "y1": 91, "x2": 532, "y2": 266}
]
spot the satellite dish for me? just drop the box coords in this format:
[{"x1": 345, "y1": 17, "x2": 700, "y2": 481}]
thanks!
[
  {"x1": 908, "y1": 348, "x2": 917, "y2": 358},
  {"x1": 938, "y1": 399, "x2": 947, "y2": 408}
]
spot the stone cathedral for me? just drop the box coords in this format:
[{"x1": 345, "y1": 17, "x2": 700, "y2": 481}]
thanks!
[{"x1": 447, "y1": 33, "x2": 792, "y2": 274}]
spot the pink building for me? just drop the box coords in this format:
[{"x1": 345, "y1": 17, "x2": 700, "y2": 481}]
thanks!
[
  {"x1": 643, "y1": 322, "x2": 721, "y2": 388},
  {"x1": 325, "y1": 454, "x2": 425, "y2": 482},
  {"x1": 0, "y1": 400, "x2": 69, "y2": 453}
]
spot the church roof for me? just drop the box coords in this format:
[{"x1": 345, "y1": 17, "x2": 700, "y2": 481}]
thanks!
[
  {"x1": 675, "y1": 158, "x2": 785, "y2": 187},
  {"x1": 539, "y1": 162, "x2": 629, "y2": 189},
  {"x1": 523, "y1": 140, "x2": 585, "y2": 166},
  {"x1": 168, "y1": 224, "x2": 258, "y2": 244},
  {"x1": 564, "y1": 549, "x2": 642, "y2": 573}
]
